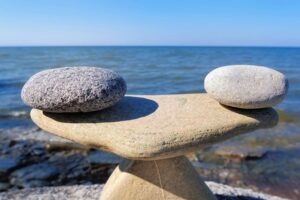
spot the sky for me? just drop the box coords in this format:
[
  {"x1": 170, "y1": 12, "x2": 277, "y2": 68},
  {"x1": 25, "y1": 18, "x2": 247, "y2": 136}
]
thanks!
[{"x1": 0, "y1": 0, "x2": 300, "y2": 47}]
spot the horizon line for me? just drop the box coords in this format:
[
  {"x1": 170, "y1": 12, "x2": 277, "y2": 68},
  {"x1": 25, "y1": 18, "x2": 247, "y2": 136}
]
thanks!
[{"x1": 0, "y1": 44, "x2": 300, "y2": 48}]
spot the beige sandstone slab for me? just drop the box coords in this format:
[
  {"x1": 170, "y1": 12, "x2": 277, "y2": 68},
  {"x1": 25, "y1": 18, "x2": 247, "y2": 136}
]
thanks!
[{"x1": 31, "y1": 93, "x2": 278, "y2": 160}]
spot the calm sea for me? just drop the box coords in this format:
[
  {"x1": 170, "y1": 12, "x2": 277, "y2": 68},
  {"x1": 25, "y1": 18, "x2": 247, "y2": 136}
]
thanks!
[{"x1": 0, "y1": 46, "x2": 299, "y2": 128}]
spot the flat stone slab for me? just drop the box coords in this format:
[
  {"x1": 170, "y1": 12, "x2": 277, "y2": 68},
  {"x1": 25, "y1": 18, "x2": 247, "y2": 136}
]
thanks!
[
  {"x1": 0, "y1": 182, "x2": 286, "y2": 200},
  {"x1": 31, "y1": 94, "x2": 278, "y2": 160}
]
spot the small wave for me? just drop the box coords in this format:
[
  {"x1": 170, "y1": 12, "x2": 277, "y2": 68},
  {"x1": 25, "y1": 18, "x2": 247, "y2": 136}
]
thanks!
[
  {"x1": 9, "y1": 111, "x2": 28, "y2": 117},
  {"x1": 0, "y1": 53, "x2": 10, "y2": 59},
  {"x1": 277, "y1": 110, "x2": 300, "y2": 123},
  {"x1": 0, "y1": 111, "x2": 29, "y2": 119}
]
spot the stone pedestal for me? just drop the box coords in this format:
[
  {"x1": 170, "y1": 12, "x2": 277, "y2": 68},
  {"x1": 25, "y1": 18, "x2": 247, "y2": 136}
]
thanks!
[{"x1": 101, "y1": 156, "x2": 215, "y2": 200}]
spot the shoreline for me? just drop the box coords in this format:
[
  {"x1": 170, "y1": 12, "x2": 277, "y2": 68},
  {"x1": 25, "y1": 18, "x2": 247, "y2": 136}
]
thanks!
[{"x1": 0, "y1": 126, "x2": 298, "y2": 199}]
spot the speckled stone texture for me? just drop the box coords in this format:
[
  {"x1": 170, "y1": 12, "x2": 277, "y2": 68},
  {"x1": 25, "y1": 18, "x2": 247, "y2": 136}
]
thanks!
[
  {"x1": 21, "y1": 67, "x2": 127, "y2": 113},
  {"x1": 204, "y1": 65, "x2": 288, "y2": 109}
]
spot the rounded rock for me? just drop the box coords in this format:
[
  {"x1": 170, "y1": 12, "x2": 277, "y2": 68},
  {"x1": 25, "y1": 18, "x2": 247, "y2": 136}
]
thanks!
[
  {"x1": 204, "y1": 65, "x2": 288, "y2": 109},
  {"x1": 21, "y1": 67, "x2": 127, "y2": 112}
]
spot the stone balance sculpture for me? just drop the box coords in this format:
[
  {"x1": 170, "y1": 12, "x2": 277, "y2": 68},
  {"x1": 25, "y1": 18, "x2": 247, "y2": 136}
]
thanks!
[{"x1": 21, "y1": 65, "x2": 288, "y2": 200}]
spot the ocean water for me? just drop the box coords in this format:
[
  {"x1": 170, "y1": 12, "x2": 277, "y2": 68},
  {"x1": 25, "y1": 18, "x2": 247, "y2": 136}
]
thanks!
[{"x1": 0, "y1": 46, "x2": 299, "y2": 129}]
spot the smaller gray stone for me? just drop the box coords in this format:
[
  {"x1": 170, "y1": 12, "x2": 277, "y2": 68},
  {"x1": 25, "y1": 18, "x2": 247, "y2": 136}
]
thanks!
[
  {"x1": 204, "y1": 65, "x2": 288, "y2": 109},
  {"x1": 0, "y1": 157, "x2": 18, "y2": 173},
  {"x1": 21, "y1": 67, "x2": 127, "y2": 113},
  {"x1": 0, "y1": 182, "x2": 10, "y2": 191},
  {"x1": 10, "y1": 163, "x2": 60, "y2": 187},
  {"x1": 87, "y1": 150, "x2": 122, "y2": 164}
]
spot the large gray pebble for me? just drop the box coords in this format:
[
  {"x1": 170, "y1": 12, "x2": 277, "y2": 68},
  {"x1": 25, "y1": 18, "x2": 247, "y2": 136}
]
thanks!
[
  {"x1": 21, "y1": 67, "x2": 127, "y2": 112},
  {"x1": 204, "y1": 65, "x2": 288, "y2": 109}
]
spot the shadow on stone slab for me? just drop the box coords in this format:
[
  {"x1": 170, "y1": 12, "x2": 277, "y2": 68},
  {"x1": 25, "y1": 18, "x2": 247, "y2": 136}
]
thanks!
[
  {"x1": 43, "y1": 96, "x2": 159, "y2": 123},
  {"x1": 220, "y1": 104, "x2": 279, "y2": 128}
]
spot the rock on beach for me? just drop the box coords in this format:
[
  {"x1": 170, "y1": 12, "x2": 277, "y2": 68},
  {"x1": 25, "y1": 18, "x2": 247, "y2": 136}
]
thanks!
[
  {"x1": 21, "y1": 67, "x2": 127, "y2": 113},
  {"x1": 204, "y1": 65, "x2": 288, "y2": 109}
]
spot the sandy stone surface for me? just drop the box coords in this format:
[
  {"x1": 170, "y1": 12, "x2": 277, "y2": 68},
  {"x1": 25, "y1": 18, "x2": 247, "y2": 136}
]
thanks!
[
  {"x1": 31, "y1": 93, "x2": 278, "y2": 160},
  {"x1": 21, "y1": 67, "x2": 127, "y2": 113},
  {"x1": 204, "y1": 65, "x2": 288, "y2": 109},
  {"x1": 0, "y1": 182, "x2": 287, "y2": 200}
]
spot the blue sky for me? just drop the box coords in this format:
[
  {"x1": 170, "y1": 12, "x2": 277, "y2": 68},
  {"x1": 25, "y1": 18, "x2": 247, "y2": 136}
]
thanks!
[{"x1": 0, "y1": 0, "x2": 300, "y2": 46}]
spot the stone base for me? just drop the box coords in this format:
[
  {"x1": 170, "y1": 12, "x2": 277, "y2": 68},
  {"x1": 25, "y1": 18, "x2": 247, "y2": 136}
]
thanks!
[{"x1": 100, "y1": 156, "x2": 216, "y2": 200}]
